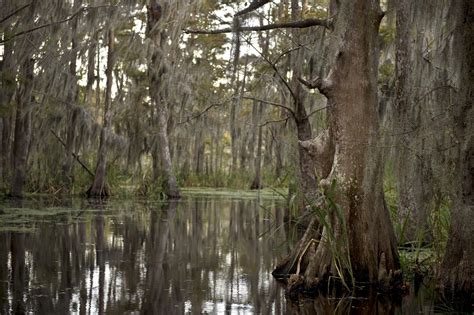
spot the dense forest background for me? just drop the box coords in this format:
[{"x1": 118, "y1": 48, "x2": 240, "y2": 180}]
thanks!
[{"x1": 0, "y1": 0, "x2": 472, "y2": 296}]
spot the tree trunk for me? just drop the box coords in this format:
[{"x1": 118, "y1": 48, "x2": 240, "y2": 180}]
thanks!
[
  {"x1": 250, "y1": 102, "x2": 264, "y2": 189},
  {"x1": 11, "y1": 58, "x2": 34, "y2": 198},
  {"x1": 290, "y1": 0, "x2": 321, "y2": 210},
  {"x1": 62, "y1": 0, "x2": 81, "y2": 192},
  {"x1": 194, "y1": 121, "x2": 204, "y2": 175},
  {"x1": 438, "y1": 0, "x2": 474, "y2": 295},
  {"x1": 394, "y1": 0, "x2": 433, "y2": 244},
  {"x1": 275, "y1": 0, "x2": 400, "y2": 290},
  {"x1": 147, "y1": 2, "x2": 180, "y2": 198},
  {"x1": 87, "y1": 29, "x2": 114, "y2": 197},
  {"x1": 229, "y1": 18, "x2": 241, "y2": 174},
  {"x1": 84, "y1": 32, "x2": 97, "y2": 106},
  {"x1": 0, "y1": 46, "x2": 16, "y2": 190}
]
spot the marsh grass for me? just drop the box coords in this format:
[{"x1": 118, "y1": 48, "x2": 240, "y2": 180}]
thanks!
[
  {"x1": 310, "y1": 180, "x2": 354, "y2": 290},
  {"x1": 384, "y1": 165, "x2": 451, "y2": 281}
]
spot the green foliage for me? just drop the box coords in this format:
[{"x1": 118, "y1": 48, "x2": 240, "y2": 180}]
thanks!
[
  {"x1": 308, "y1": 180, "x2": 355, "y2": 290},
  {"x1": 384, "y1": 161, "x2": 451, "y2": 280},
  {"x1": 429, "y1": 196, "x2": 451, "y2": 263}
]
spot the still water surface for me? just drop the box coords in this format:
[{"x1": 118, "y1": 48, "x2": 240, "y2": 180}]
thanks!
[{"x1": 0, "y1": 195, "x2": 470, "y2": 314}]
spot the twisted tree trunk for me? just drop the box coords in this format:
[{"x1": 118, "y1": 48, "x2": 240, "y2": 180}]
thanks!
[{"x1": 274, "y1": 0, "x2": 400, "y2": 291}]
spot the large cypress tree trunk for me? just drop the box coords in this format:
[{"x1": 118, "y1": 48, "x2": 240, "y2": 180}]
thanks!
[
  {"x1": 274, "y1": 0, "x2": 400, "y2": 289},
  {"x1": 393, "y1": 0, "x2": 434, "y2": 244},
  {"x1": 147, "y1": 2, "x2": 180, "y2": 198},
  {"x1": 87, "y1": 29, "x2": 115, "y2": 197},
  {"x1": 438, "y1": 0, "x2": 474, "y2": 295}
]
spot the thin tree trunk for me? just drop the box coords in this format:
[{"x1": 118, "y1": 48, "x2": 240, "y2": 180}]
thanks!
[
  {"x1": 194, "y1": 120, "x2": 204, "y2": 175},
  {"x1": 84, "y1": 32, "x2": 97, "y2": 106},
  {"x1": 290, "y1": 0, "x2": 320, "y2": 210},
  {"x1": 87, "y1": 29, "x2": 115, "y2": 197},
  {"x1": 147, "y1": 2, "x2": 180, "y2": 198},
  {"x1": 11, "y1": 58, "x2": 34, "y2": 198},
  {"x1": 0, "y1": 0, "x2": 16, "y2": 192},
  {"x1": 62, "y1": 0, "x2": 82, "y2": 192},
  {"x1": 250, "y1": 102, "x2": 264, "y2": 189}
]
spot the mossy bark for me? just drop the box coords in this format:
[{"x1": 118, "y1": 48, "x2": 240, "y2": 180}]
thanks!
[
  {"x1": 147, "y1": 1, "x2": 181, "y2": 199},
  {"x1": 438, "y1": 0, "x2": 474, "y2": 295},
  {"x1": 274, "y1": 0, "x2": 401, "y2": 293}
]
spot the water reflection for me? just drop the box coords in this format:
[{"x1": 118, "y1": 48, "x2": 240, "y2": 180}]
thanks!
[
  {"x1": 0, "y1": 197, "x2": 471, "y2": 314},
  {"x1": 0, "y1": 198, "x2": 290, "y2": 314}
]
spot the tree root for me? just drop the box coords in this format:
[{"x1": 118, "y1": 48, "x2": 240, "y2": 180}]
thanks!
[{"x1": 273, "y1": 219, "x2": 405, "y2": 300}]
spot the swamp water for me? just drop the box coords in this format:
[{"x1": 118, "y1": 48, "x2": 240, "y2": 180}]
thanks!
[{"x1": 0, "y1": 193, "x2": 471, "y2": 314}]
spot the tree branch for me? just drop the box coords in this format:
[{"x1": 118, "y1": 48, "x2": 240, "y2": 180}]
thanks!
[
  {"x1": 50, "y1": 129, "x2": 95, "y2": 177},
  {"x1": 235, "y1": 0, "x2": 273, "y2": 17},
  {"x1": 242, "y1": 96, "x2": 295, "y2": 117},
  {"x1": 0, "y1": 5, "x2": 112, "y2": 44},
  {"x1": 260, "y1": 116, "x2": 290, "y2": 127},
  {"x1": 239, "y1": 35, "x2": 298, "y2": 104},
  {"x1": 0, "y1": 2, "x2": 31, "y2": 25},
  {"x1": 177, "y1": 101, "x2": 227, "y2": 125},
  {"x1": 185, "y1": 18, "x2": 331, "y2": 34},
  {"x1": 305, "y1": 105, "x2": 329, "y2": 119},
  {"x1": 298, "y1": 76, "x2": 331, "y2": 97}
]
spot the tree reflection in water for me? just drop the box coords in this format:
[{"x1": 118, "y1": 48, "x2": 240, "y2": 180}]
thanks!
[
  {"x1": 0, "y1": 197, "x2": 465, "y2": 314},
  {"x1": 0, "y1": 197, "x2": 290, "y2": 314}
]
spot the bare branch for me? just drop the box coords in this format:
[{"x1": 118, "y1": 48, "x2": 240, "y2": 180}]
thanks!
[
  {"x1": 0, "y1": 2, "x2": 31, "y2": 25},
  {"x1": 298, "y1": 76, "x2": 330, "y2": 97},
  {"x1": 235, "y1": 0, "x2": 273, "y2": 17},
  {"x1": 185, "y1": 18, "x2": 331, "y2": 35},
  {"x1": 239, "y1": 35, "x2": 298, "y2": 103},
  {"x1": 260, "y1": 116, "x2": 290, "y2": 127},
  {"x1": 50, "y1": 129, "x2": 95, "y2": 177},
  {"x1": 177, "y1": 101, "x2": 227, "y2": 125},
  {"x1": 0, "y1": 5, "x2": 112, "y2": 44},
  {"x1": 305, "y1": 106, "x2": 329, "y2": 119},
  {"x1": 242, "y1": 96, "x2": 295, "y2": 117}
]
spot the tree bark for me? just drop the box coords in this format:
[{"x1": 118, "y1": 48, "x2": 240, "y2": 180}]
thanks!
[
  {"x1": 61, "y1": 0, "x2": 81, "y2": 192},
  {"x1": 87, "y1": 29, "x2": 114, "y2": 197},
  {"x1": 290, "y1": 0, "x2": 321, "y2": 211},
  {"x1": 250, "y1": 102, "x2": 264, "y2": 189},
  {"x1": 229, "y1": 20, "x2": 241, "y2": 174},
  {"x1": 394, "y1": 0, "x2": 433, "y2": 244},
  {"x1": 84, "y1": 32, "x2": 97, "y2": 106},
  {"x1": 11, "y1": 58, "x2": 34, "y2": 198},
  {"x1": 0, "y1": 36, "x2": 15, "y2": 189},
  {"x1": 147, "y1": 1, "x2": 180, "y2": 198},
  {"x1": 194, "y1": 120, "x2": 205, "y2": 175},
  {"x1": 275, "y1": 0, "x2": 400, "y2": 289},
  {"x1": 438, "y1": 0, "x2": 474, "y2": 295}
]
